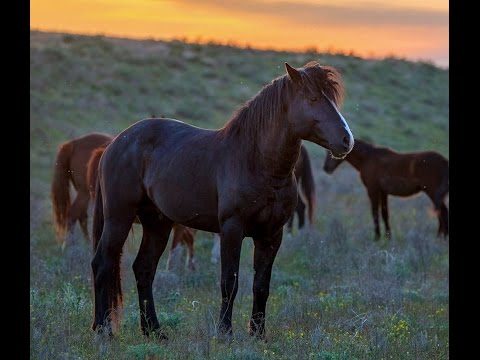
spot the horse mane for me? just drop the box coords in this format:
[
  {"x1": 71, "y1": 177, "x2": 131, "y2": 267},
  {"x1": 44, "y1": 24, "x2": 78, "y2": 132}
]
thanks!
[
  {"x1": 219, "y1": 76, "x2": 289, "y2": 142},
  {"x1": 301, "y1": 61, "x2": 345, "y2": 107},
  {"x1": 219, "y1": 62, "x2": 345, "y2": 149}
]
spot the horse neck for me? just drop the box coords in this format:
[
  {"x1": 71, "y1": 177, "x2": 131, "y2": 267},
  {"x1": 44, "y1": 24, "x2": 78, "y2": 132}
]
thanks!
[
  {"x1": 346, "y1": 144, "x2": 370, "y2": 171},
  {"x1": 219, "y1": 81, "x2": 302, "y2": 179},
  {"x1": 221, "y1": 114, "x2": 301, "y2": 180},
  {"x1": 262, "y1": 128, "x2": 302, "y2": 179}
]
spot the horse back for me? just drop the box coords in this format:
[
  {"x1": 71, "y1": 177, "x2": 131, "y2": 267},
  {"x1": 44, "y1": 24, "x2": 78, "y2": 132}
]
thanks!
[
  {"x1": 372, "y1": 150, "x2": 448, "y2": 196},
  {"x1": 99, "y1": 119, "x2": 223, "y2": 232},
  {"x1": 413, "y1": 151, "x2": 448, "y2": 193}
]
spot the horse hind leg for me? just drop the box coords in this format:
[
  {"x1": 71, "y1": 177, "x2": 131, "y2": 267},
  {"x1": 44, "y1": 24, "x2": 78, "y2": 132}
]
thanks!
[
  {"x1": 437, "y1": 202, "x2": 448, "y2": 238},
  {"x1": 218, "y1": 217, "x2": 244, "y2": 336},
  {"x1": 380, "y1": 192, "x2": 391, "y2": 239},
  {"x1": 133, "y1": 207, "x2": 173, "y2": 337},
  {"x1": 428, "y1": 188, "x2": 449, "y2": 238},
  {"x1": 91, "y1": 214, "x2": 135, "y2": 334},
  {"x1": 367, "y1": 189, "x2": 381, "y2": 240}
]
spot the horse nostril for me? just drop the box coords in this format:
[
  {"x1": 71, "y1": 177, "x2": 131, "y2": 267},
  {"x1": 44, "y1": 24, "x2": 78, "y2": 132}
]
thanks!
[{"x1": 342, "y1": 136, "x2": 350, "y2": 148}]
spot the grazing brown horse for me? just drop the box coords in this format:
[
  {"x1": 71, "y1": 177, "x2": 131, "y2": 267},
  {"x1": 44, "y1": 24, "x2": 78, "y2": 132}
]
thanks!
[
  {"x1": 323, "y1": 139, "x2": 449, "y2": 239},
  {"x1": 287, "y1": 144, "x2": 316, "y2": 231},
  {"x1": 166, "y1": 225, "x2": 198, "y2": 271},
  {"x1": 91, "y1": 62, "x2": 354, "y2": 338},
  {"x1": 86, "y1": 146, "x2": 110, "y2": 200},
  {"x1": 51, "y1": 132, "x2": 113, "y2": 244},
  {"x1": 87, "y1": 145, "x2": 198, "y2": 271}
]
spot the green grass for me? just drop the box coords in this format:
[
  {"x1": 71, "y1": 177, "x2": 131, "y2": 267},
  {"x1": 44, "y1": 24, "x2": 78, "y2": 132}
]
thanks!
[{"x1": 30, "y1": 31, "x2": 448, "y2": 359}]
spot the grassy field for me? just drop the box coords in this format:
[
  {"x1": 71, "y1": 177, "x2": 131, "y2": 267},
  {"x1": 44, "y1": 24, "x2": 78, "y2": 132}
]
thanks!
[{"x1": 30, "y1": 31, "x2": 449, "y2": 359}]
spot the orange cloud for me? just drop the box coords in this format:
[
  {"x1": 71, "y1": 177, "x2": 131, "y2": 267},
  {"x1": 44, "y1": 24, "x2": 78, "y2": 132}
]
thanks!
[{"x1": 30, "y1": 0, "x2": 449, "y2": 67}]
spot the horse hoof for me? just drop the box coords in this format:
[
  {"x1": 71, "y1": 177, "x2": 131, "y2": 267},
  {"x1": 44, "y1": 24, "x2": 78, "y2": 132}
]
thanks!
[{"x1": 217, "y1": 324, "x2": 233, "y2": 339}]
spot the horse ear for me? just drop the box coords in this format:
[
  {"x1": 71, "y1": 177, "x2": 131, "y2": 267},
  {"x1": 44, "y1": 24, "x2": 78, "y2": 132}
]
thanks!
[{"x1": 285, "y1": 63, "x2": 302, "y2": 85}]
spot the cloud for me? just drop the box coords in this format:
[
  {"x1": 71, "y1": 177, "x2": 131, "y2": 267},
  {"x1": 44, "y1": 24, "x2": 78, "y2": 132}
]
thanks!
[{"x1": 174, "y1": 0, "x2": 448, "y2": 27}]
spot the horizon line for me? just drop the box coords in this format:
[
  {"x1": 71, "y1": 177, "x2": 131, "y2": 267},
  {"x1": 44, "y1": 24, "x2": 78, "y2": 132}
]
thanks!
[{"x1": 30, "y1": 28, "x2": 449, "y2": 70}]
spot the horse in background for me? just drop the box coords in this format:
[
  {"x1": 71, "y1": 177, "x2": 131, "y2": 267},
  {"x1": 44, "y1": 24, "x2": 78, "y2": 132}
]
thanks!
[
  {"x1": 86, "y1": 146, "x2": 109, "y2": 200},
  {"x1": 91, "y1": 61, "x2": 353, "y2": 339},
  {"x1": 87, "y1": 145, "x2": 198, "y2": 271},
  {"x1": 286, "y1": 144, "x2": 316, "y2": 231},
  {"x1": 51, "y1": 132, "x2": 113, "y2": 245},
  {"x1": 166, "y1": 225, "x2": 198, "y2": 271},
  {"x1": 323, "y1": 139, "x2": 448, "y2": 239}
]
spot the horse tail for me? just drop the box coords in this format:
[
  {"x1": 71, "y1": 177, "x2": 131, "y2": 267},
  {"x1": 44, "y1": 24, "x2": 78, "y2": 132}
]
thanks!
[
  {"x1": 299, "y1": 147, "x2": 316, "y2": 225},
  {"x1": 92, "y1": 175, "x2": 104, "y2": 253},
  {"x1": 91, "y1": 173, "x2": 123, "y2": 330},
  {"x1": 51, "y1": 140, "x2": 73, "y2": 243},
  {"x1": 87, "y1": 146, "x2": 107, "y2": 200},
  {"x1": 437, "y1": 160, "x2": 449, "y2": 202},
  {"x1": 442, "y1": 160, "x2": 449, "y2": 197}
]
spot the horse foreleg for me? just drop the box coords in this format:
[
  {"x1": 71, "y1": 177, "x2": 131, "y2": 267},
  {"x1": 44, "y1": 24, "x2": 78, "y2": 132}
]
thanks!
[
  {"x1": 218, "y1": 218, "x2": 244, "y2": 336},
  {"x1": 380, "y1": 191, "x2": 391, "y2": 239},
  {"x1": 368, "y1": 189, "x2": 381, "y2": 240},
  {"x1": 250, "y1": 229, "x2": 282, "y2": 339},
  {"x1": 133, "y1": 209, "x2": 173, "y2": 337}
]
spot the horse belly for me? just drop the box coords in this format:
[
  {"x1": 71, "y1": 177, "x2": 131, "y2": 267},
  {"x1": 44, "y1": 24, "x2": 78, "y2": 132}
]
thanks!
[
  {"x1": 379, "y1": 176, "x2": 420, "y2": 197},
  {"x1": 147, "y1": 178, "x2": 219, "y2": 231}
]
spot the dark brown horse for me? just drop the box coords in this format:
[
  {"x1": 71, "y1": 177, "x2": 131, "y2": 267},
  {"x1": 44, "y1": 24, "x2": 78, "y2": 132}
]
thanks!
[
  {"x1": 287, "y1": 144, "x2": 316, "y2": 231},
  {"x1": 87, "y1": 145, "x2": 198, "y2": 271},
  {"x1": 323, "y1": 139, "x2": 449, "y2": 239},
  {"x1": 91, "y1": 61, "x2": 354, "y2": 338},
  {"x1": 170, "y1": 144, "x2": 316, "y2": 268},
  {"x1": 51, "y1": 132, "x2": 113, "y2": 245}
]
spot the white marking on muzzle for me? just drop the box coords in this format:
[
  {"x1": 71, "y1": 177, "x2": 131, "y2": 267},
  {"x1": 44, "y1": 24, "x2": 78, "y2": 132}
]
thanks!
[{"x1": 324, "y1": 94, "x2": 354, "y2": 152}]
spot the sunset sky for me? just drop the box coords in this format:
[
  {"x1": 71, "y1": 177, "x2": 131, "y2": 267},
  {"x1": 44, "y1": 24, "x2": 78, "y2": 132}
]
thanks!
[{"x1": 30, "y1": 0, "x2": 449, "y2": 67}]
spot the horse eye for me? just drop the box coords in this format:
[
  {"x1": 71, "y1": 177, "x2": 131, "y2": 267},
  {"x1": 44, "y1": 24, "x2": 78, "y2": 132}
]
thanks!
[{"x1": 309, "y1": 97, "x2": 318, "y2": 102}]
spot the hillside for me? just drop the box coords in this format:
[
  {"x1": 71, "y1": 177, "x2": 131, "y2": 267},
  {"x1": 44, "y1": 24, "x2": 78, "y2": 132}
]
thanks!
[
  {"x1": 31, "y1": 31, "x2": 448, "y2": 181},
  {"x1": 30, "y1": 31, "x2": 449, "y2": 359}
]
